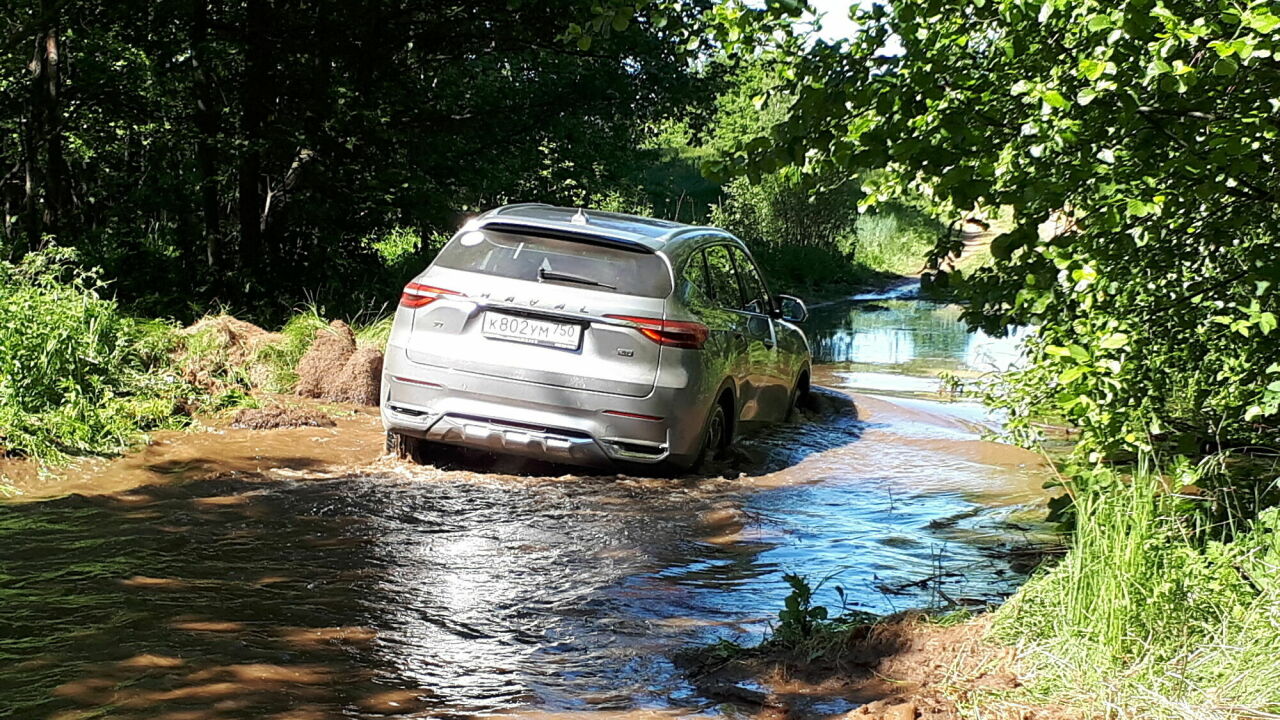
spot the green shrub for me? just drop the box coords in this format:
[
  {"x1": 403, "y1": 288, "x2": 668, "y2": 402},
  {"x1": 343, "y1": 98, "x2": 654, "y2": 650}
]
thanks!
[{"x1": 0, "y1": 248, "x2": 194, "y2": 461}]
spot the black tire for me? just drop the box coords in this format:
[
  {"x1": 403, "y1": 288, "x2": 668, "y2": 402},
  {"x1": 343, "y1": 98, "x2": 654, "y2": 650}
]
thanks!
[
  {"x1": 386, "y1": 431, "x2": 432, "y2": 464},
  {"x1": 785, "y1": 371, "x2": 811, "y2": 421},
  {"x1": 690, "y1": 399, "x2": 731, "y2": 474}
]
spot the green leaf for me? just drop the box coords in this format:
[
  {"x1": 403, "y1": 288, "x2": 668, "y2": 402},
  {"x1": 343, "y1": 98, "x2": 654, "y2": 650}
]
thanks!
[
  {"x1": 1213, "y1": 57, "x2": 1238, "y2": 76},
  {"x1": 1079, "y1": 58, "x2": 1106, "y2": 81},
  {"x1": 1126, "y1": 199, "x2": 1154, "y2": 217},
  {"x1": 1244, "y1": 10, "x2": 1280, "y2": 33},
  {"x1": 1099, "y1": 332, "x2": 1130, "y2": 349},
  {"x1": 1059, "y1": 366, "x2": 1087, "y2": 383},
  {"x1": 1069, "y1": 344, "x2": 1091, "y2": 363},
  {"x1": 1259, "y1": 312, "x2": 1277, "y2": 335},
  {"x1": 1042, "y1": 89, "x2": 1070, "y2": 108}
]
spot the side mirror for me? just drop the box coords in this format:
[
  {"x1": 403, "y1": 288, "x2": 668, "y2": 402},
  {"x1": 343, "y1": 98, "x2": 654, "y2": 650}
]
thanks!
[{"x1": 777, "y1": 294, "x2": 808, "y2": 324}]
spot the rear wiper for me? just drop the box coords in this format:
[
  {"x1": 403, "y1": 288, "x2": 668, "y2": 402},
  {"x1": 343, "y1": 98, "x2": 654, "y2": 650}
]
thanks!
[{"x1": 538, "y1": 267, "x2": 616, "y2": 290}]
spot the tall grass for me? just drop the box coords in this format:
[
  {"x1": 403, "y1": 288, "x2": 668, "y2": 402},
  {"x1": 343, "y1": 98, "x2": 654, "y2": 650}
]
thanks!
[
  {"x1": 248, "y1": 307, "x2": 329, "y2": 393},
  {"x1": 731, "y1": 204, "x2": 944, "y2": 295},
  {"x1": 847, "y1": 206, "x2": 940, "y2": 277},
  {"x1": 994, "y1": 462, "x2": 1280, "y2": 718},
  {"x1": 0, "y1": 248, "x2": 193, "y2": 462},
  {"x1": 354, "y1": 315, "x2": 394, "y2": 350}
]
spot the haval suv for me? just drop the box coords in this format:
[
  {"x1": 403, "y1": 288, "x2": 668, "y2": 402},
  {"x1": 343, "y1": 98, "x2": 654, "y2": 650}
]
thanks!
[{"x1": 381, "y1": 203, "x2": 811, "y2": 470}]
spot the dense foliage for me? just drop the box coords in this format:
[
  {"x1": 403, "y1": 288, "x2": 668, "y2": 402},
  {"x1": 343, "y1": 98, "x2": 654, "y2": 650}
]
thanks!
[
  {"x1": 702, "y1": 56, "x2": 941, "y2": 291},
  {"x1": 0, "y1": 249, "x2": 188, "y2": 460},
  {"x1": 726, "y1": 0, "x2": 1280, "y2": 460},
  {"x1": 0, "y1": 0, "x2": 737, "y2": 318}
]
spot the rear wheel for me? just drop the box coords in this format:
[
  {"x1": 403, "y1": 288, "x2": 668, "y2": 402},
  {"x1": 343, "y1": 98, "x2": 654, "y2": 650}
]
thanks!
[
  {"x1": 689, "y1": 398, "x2": 732, "y2": 474},
  {"x1": 386, "y1": 431, "x2": 433, "y2": 464}
]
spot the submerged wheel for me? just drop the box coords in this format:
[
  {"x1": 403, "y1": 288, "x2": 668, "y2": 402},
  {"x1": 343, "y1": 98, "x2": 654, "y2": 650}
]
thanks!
[
  {"x1": 386, "y1": 431, "x2": 432, "y2": 464},
  {"x1": 689, "y1": 398, "x2": 732, "y2": 474},
  {"x1": 786, "y1": 371, "x2": 811, "y2": 421}
]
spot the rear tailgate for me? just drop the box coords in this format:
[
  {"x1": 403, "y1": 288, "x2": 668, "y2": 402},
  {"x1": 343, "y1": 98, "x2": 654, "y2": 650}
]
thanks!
[{"x1": 401, "y1": 227, "x2": 672, "y2": 398}]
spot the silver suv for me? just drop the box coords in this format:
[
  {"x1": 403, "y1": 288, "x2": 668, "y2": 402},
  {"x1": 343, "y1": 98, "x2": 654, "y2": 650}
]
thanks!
[{"x1": 381, "y1": 204, "x2": 811, "y2": 470}]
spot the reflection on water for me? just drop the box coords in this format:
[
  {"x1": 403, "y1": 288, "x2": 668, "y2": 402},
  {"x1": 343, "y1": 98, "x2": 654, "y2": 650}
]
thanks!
[
  {"x1": 809, "y1": 298, "x2": 1031, "y2": 379},
  {"x1": 0, "y1": 286, "x2": 1051, "y2": 718},
  {"x1": 0, "y1": 466, "x2": 1041, "y2": 718}
]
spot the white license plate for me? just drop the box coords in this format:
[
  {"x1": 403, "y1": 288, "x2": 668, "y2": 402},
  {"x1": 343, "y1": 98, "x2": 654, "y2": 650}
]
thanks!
[{"x1": 482, "y1": 312, "x2": 582, "y2": 349}]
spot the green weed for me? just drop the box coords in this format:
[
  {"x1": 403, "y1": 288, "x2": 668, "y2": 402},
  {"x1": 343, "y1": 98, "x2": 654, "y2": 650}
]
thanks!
[
  {"x1": 994, "y1": 461, "x2": 1280, "y2": 719},
  {"x1": 0, "y1": 248, "x2": 195, "y2": 462},
  {"x1": 249, "y1": 307, "x2": 329, "y2": 393},
  {"x1": 762, "y1": 572, "x2": 878, "y2": 661}
]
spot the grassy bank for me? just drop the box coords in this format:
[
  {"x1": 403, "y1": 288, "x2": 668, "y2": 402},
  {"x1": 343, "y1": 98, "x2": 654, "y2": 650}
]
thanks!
[
  {"x1": 993, "y1": 462, "x2": 1280, "y2": 718},
  {"x1": 0, "y1": 248, "x2": 391, "y2": 468},
  {"x1": 0, "y1": 249, "x2": 191, "y2": 462},
  {"x1": 725, "y1": 203, "x2": 944, "y2": 297}
]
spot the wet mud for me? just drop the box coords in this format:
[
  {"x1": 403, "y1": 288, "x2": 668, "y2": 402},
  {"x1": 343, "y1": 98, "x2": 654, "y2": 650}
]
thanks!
[
  {"x1": 680, "y1": 613, "x2": 1074, "y2": 720},
  {"x1": 0, "y1": 288, "x2": 1057, "y2": 719}
]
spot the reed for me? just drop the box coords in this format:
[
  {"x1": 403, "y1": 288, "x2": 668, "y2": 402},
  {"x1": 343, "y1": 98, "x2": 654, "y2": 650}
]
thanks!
[{"x1": 994, "y1": 460, "x2": 1280, "y2": 718}]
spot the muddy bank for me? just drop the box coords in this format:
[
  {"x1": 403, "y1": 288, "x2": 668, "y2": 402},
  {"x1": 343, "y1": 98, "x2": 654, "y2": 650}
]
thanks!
[
  {"x1": 681, "y1": 614, "x2": 1076, "y2": 720},
  {"x1": 0, "y1": 397, "x2": 387, "y2": 500}
]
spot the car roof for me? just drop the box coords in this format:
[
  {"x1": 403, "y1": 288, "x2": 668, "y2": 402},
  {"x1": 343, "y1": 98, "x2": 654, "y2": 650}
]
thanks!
[{"x1": 476, "y1": 203, "x2": 729, "y2": 252}]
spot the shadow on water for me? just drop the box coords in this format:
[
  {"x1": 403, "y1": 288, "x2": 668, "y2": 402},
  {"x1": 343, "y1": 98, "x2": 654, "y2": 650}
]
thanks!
[
  {"x1": 0, "y1": 285, "x2": 1053, "y2": 718},
  {"x1": 1, "y1": 475, "x2": 723, "y2": 717}
]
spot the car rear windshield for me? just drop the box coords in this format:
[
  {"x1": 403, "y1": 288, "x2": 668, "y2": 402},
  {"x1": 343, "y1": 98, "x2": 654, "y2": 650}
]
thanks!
[{"x1": 433, "y1": 228, "x2": 672, "y2": 298}]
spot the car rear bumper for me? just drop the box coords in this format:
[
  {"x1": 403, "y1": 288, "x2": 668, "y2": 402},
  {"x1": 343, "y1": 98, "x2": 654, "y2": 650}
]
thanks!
[{"x1": 380, "y1": 345, "x2": 709, "y2": 468}]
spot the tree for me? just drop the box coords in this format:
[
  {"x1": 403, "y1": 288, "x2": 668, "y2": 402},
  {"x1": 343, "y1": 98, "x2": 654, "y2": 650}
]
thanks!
[
  {"x1": 0, "y1": 0, "x2": 731, "y2": 316},
  {"x1": 724, "y1": 0, "x2": 1280, "y2": 458}
]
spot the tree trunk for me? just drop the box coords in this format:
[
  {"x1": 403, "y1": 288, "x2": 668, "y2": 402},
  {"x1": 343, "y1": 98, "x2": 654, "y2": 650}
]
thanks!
[
  {"x1": 21, "y1": 100, "x2": 40, "y2": 252},
  {"x1": 19, "y1": 0, "x2": 68, "y2": 255},
  {"x1": 191, "y1": 0, "x2": 221, "y2": 270},
  {"x1": 36, "y1": 25, "x2": 66, "y2": 242},
  {"x1": 237, "y1": 0, "x2": 270, "y2": 278}
]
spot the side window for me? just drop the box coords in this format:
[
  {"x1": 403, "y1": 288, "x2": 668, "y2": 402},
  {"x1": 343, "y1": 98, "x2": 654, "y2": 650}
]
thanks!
[
  {"x1": 704, "y1": 246, "x2": 743, "y2": 309},
  {"x1": 680, "y1": 251, "x2": 713, "y2": 305},
  {"x1": 729, "y1": 247, "x2": 772, "y2": 315}
]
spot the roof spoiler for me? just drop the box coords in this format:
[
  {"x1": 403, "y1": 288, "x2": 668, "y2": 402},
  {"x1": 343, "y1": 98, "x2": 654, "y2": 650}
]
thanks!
[{"x1": 479, "y1": 221, "x2": 655, "y2": 254}]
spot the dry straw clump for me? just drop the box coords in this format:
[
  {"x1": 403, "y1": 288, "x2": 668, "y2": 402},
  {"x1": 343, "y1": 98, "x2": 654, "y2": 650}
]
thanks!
[{"x1": 294, "y1": 320, "x2": 356, "y2": 398}]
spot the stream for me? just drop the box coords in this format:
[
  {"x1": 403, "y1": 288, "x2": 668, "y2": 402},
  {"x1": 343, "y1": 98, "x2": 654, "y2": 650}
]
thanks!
[{"x1": 0, "y1": 285, "x2": 1049, "y2": 719}]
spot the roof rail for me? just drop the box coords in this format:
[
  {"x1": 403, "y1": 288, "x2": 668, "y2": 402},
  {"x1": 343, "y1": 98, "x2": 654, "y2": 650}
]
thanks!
[{"x1": 491, "y1": 203, "x2": 554, "y2": 216}]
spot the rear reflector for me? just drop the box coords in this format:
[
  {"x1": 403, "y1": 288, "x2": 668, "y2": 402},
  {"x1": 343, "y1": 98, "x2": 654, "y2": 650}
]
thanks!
[
  {"x1": 604, "y1": 315, "x2": 709, "y2": 349},
  {"x1": 603, "y1": 410, "x2": 664, "y2": 422},
  {"x1": 400, "y1": 283, "x2": 461, "y2": 309}
]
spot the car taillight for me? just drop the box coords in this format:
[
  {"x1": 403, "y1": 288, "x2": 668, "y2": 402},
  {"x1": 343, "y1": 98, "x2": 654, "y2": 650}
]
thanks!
[
  {"x1": 399, "y1": 283, "x2": 461, "y2": 309},
  {"x1": 605, "y1": 315, "x2": 709, "y2": 349}
]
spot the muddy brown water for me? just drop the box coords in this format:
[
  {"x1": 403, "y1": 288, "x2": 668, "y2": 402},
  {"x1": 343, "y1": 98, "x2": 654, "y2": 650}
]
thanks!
[{"x1": 0, "y1": 286, "x2": 1050, "y2": 719}]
